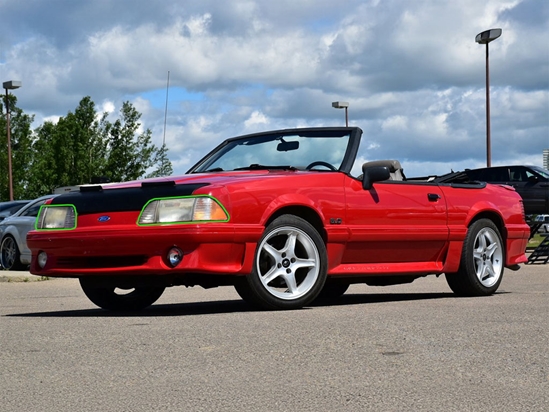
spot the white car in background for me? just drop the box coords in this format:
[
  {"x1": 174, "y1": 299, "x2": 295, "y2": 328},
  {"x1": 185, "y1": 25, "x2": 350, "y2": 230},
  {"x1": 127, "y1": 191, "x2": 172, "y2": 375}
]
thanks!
[{"x1": 0, "y1": 195, "x2": 57, "y2": 270}]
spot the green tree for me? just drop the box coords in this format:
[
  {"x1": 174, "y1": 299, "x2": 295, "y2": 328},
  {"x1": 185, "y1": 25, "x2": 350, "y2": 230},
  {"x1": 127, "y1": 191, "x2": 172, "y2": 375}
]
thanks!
[
  {"x1": 5, "y1": 96, "x2": 172, "y2": 199},
  {"x1": 147, "y1": 143, "x2": 174, "y2": 178},
  {"x1": 27, "y1": 97, "x2": 108, "y2": 197},
  {"x1": 59, "y1": 96, "x2": 107, "y2": 184},
  {"x1": 26, "y1": 121, "x2": 59, "y2": 197},
  {"x1": 103, "y1": 101, "x2": 158, "y2": 182}
]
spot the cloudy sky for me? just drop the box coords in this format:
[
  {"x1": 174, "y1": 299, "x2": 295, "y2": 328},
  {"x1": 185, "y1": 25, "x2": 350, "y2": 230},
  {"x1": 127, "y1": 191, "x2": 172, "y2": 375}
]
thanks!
[{"x1": 1, "y1": 0, "x2": 548, "y2": 177}]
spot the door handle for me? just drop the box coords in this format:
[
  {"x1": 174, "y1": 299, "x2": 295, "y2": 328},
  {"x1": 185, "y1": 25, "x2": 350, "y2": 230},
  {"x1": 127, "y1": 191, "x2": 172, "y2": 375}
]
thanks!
[{"x1": 428, "y1": 193, "x2": 441, "y2": 201}]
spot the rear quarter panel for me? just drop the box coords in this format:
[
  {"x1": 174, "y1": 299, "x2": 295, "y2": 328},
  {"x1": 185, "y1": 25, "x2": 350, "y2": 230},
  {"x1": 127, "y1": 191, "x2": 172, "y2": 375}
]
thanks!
[{"x1": 440, "y1": 183, "x2": 529, "y2": 269}]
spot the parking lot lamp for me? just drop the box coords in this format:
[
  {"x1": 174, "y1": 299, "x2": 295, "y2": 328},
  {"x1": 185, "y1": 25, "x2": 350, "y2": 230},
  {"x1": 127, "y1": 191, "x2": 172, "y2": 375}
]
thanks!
[
  {"x1": 3, "y1": 80, "x2": 21, "y2": 201},
  {"x1": 332, "y1": 101, "x2": 349, "y2": 127},
  {"x1": 475, "y1": 28, "x2": 501, "y2": 168}
]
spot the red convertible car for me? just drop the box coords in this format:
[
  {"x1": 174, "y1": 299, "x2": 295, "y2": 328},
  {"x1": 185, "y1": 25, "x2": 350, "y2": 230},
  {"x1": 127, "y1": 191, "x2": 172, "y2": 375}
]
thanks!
[{"x1": 27, "y1": 127, "x2": 530, "y2": 311}]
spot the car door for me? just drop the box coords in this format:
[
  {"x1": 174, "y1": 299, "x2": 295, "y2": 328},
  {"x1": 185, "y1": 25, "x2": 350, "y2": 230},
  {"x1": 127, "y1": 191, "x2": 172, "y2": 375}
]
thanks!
[{"x1": 343, "y1": 179, "x2": 448, "y2": 270}]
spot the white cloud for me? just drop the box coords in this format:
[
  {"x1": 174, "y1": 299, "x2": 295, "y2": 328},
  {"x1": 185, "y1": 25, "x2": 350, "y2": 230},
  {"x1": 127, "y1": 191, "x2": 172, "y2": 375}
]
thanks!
[
  {"x1": 244, "y1": 111, "x2": 269, "y2": 128},
  {"x1": 382, "y1": 116, "x2": 408, "y2": 132},
  {"x1": 0, "y1": 0, "x2": 547, "y2": 179},
  {"x1": 100, "y1": 100, "x2": 116, "y2": 115}
]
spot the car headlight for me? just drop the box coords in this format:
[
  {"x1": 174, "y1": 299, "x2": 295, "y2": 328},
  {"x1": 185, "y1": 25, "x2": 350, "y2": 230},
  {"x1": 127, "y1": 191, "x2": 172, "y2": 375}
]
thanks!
[
  {"x1": 36, "y1": 205, "x2": 77, "y2": 230},
  {"x1": 138, "y1": 196, "x2": 229, "y2": 225}
]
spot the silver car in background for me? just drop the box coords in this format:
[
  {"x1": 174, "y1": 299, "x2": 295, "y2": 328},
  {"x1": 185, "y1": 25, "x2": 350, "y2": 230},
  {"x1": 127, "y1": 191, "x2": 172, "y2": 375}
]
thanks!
[
  {"x1": 0, "y1": 200, "x2": 30, "y2": 222},
  {"x1": 0, "y1": 195, "x2": 57, "y2": 270}
]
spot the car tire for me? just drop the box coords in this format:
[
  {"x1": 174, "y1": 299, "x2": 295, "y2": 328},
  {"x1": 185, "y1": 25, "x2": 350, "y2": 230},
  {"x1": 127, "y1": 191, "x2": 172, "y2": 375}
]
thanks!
[
  {"x1": 0, "y1": 235, "x2": 25, "y2": 271},
  {"x1": 233, "y1": 277, "x2": 264, "y2": 309},
  {"x1": 236, "y1": 215, "x2": 327, "y2": 310},
  {"x1": 314, "y1": 281, "x2": 350, "y2": 302},
  {"x1": 79, "y1": 278, "x2": 165, "y2": 311},
  {"x1": 445, "y1": 219, "x2": 504, "y2": 296}
]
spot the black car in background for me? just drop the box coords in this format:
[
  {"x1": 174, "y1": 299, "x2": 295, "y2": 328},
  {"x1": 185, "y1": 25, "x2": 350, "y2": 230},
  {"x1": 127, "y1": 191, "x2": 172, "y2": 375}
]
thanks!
[{"x1": 434, "y1": 165, "x2": 549, "y2": 216}]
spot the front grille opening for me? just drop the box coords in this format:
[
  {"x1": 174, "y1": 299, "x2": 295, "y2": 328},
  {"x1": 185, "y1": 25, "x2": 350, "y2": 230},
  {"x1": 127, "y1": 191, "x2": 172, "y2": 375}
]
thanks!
[{"x1": 56, "y1": 255, "x2": 148, "y2": 269}]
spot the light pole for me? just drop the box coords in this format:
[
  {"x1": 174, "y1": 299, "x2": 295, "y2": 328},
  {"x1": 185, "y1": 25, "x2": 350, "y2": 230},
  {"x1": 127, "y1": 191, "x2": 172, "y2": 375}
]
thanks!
[
  {"x1": 3, "y1": 80, "x2": 22, "y2": 201},
  {"x1": 475, "y1": 28, "x2": 501, "y2": 168},
  {"x1": 332, "y1": 101, "x2": 349, "y2": 127}
]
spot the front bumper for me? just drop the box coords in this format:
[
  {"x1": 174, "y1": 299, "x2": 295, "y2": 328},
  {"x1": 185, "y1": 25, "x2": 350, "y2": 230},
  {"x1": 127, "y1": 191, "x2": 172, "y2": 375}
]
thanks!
[{"x1": 28, "y1": 224, "x2": 264, "y2": 277}]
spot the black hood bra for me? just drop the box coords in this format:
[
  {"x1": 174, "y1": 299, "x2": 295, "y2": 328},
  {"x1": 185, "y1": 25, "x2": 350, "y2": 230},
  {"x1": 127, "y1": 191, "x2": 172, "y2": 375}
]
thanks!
[{"x1": 51, "y1": 183, "x2": 209, "y2": 215}]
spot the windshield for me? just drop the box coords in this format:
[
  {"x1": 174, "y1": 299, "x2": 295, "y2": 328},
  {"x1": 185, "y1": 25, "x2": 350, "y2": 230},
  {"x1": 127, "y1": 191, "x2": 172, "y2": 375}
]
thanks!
[
  {"x1": 191, "y1": 130, "x2": 352, "y2": 173},
  {"x1": 532, "y1": 166, "x2": 549, "y2": 179}
]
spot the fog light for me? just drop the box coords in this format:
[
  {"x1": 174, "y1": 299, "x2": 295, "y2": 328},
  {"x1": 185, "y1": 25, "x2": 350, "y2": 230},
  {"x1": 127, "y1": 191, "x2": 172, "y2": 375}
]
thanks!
[
  {"x1": 167, "y1": 247, "x2": 183, "y2": 268},
  {"x1": 37, "y1": 252, "x2": 48, "y2": 269}
]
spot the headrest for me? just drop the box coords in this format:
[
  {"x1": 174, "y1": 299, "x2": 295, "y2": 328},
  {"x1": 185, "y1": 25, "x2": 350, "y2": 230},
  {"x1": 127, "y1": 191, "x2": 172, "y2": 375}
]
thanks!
[{"x1": 362, "y1": 160, "x2": 402, "y2": 173}]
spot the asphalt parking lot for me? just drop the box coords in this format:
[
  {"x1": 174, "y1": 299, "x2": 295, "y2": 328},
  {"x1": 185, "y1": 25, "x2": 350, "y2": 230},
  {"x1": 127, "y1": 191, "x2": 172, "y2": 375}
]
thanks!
[{"x1": 1, "y1": 265, "x2": 547, "y2": 412}]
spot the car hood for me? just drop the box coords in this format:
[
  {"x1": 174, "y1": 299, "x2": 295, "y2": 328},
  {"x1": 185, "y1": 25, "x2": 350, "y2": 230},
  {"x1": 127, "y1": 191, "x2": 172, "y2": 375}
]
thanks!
[{"x1": 50, "y1": 170, "x2": 332, "y2": 214}]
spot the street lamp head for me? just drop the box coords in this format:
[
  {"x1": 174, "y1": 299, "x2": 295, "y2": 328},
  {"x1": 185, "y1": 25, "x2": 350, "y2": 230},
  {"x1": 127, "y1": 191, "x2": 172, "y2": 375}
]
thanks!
[
  {"x1": 475, "y1": 28, "x2": 502, "y2": 44},
  {"x1": 3, "y1": 80, "x2": 22, "y2": 90},
  {"x1": 332, "y1": 101, "x2": 349, "y2": 127},
  {"x1": 332, "y1": 101, "x2": 349, "y2": 109}
]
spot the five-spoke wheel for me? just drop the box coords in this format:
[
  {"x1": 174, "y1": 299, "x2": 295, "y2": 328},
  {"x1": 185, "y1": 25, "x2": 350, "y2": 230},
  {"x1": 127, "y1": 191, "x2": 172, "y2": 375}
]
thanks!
[
  {"x1": 235, "y1": 215, "x2": 327, "y2": 309},
  {"x1": 446, "y1": 219, "x2": 504, "y2": 296},
  {"x1": 0, "y1": 236, "x2": 25, "y2": 270}
]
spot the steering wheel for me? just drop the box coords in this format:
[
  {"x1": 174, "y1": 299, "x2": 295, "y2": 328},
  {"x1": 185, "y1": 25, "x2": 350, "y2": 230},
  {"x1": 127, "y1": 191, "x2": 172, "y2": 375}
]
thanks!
[{"x1": 305, "y1": 161, "x2": 337, "y2": 171}]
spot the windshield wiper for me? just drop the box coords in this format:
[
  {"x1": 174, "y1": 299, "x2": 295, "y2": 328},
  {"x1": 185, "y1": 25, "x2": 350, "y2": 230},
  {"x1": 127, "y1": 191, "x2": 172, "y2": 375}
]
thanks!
[
  {"x1": 233, "y1": 164, "x2": 298, "y2": 171},
  {"x1": 190, "y1": 167, "x2": 224, "y2": 173}
]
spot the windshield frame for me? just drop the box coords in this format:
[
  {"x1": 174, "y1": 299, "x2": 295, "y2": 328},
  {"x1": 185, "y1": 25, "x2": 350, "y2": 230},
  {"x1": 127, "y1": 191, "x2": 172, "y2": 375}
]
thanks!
[{"x1": 187, "y1": 127, "x2": 363, "y2": 174}]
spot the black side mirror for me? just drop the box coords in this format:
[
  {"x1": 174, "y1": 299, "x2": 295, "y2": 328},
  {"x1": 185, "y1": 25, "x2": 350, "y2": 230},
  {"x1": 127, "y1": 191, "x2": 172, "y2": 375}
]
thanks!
[{"x1": 362, "y1": 166, "x2": 390, "y2": 190}]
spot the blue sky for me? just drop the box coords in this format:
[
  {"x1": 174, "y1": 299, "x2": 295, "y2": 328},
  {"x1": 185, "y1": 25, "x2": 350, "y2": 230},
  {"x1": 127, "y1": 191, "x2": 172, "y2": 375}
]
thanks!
[{"x1": 1, "y1": 0, "x2": 548, "y2": 177}]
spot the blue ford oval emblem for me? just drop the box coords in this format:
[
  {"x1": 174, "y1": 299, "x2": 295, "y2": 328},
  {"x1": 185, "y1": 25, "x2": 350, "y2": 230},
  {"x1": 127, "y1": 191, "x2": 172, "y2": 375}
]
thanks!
[{"x1": 98, "y1": 216, "x2": 111, "y2": 222}]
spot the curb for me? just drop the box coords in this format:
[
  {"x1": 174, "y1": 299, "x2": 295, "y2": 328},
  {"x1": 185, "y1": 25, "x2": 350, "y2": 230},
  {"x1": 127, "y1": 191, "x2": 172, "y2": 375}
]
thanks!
[{"x1": 0, "y1": 271, "x2": 51, "y2": 283}]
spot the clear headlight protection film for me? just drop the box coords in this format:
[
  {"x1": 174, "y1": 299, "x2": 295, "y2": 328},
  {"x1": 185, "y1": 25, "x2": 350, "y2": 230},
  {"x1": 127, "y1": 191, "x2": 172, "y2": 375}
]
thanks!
[
  {"x1": 137, "y1": 196, "x2": 229, "y2": 225},
  {"x1": 35, "y1": 205, "x2": 77, "y2": 230}
]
